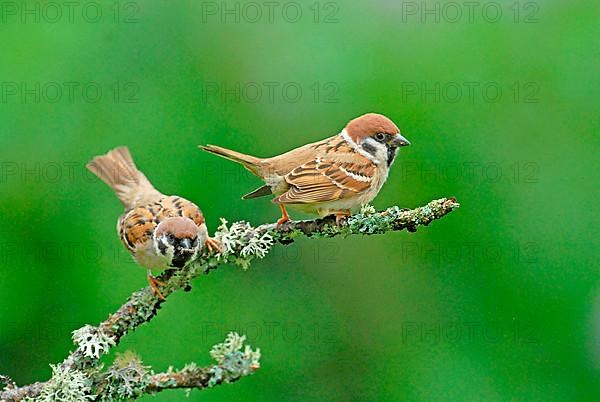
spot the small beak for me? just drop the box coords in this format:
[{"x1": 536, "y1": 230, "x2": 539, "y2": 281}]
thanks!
[{"x1": 392, "y1": 133, "x2": 411, "y2": 147}]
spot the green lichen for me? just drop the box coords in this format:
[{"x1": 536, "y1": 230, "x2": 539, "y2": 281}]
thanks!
[
  {"x1": 269, "y1": 226, "x2": 303, "y2": 243},
  {"x1": 347, "y1": 204, "x2": 396, "y2": 234}
]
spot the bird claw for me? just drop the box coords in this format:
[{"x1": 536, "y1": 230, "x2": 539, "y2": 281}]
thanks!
[
  {"x1": 205, "y1": 237, "x2": 222, "y2": 254},
  {"x1": 147, "y1": 273, "x2": 166, "y2": 300},
  {"x1": 335, "y1": 214, "x2": 350, "y2": 226},
  {"x1": 276, "y1": 216, "x2": 290, "y2": 227}
]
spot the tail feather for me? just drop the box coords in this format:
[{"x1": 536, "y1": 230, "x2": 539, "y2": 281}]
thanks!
[
  {"x1": 242, "y1": 185, "x2": 272, "y2": 199},
  {"x1": 199, "y1": 144, "x2": 263, "y2": 176},
  {"x1": 87, "y1": 146, "x2": 163, "y2": 209}
]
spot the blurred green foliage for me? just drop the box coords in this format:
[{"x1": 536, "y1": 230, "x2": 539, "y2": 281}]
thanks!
[{"x1": 0, "y1": 0, "x2": 598, "y2": 400}]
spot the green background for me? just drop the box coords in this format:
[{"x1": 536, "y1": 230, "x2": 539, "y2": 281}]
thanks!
[{"x1": 0, "y1": 0, "x2": 598, "y2": 400}]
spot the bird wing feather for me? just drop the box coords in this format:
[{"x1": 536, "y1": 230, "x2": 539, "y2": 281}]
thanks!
[{"x1": 274, "y1": 158, "x2": 376, "y2": 204}]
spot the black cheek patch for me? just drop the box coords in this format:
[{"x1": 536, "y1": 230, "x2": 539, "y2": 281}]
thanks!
[
  {"x1": 362, "y1": 142, "x2": 378, "y2": 157},
  {"x1": 157, "y1": 240, "x2": 168, "y2": 254},
  {"x1": 387, "y1": 146, "x2": 398, "y2": 167}
]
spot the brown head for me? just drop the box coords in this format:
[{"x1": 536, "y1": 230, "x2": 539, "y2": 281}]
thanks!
[
  {"x1": 154, "y1": 217, "x2": 202, "y2": 268},
  {"x1": 343, "y1": 113, "x2": 410, "y2": 167}
]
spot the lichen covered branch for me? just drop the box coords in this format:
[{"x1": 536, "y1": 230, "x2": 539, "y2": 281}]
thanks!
[
  {"x1": 0, "y1": 197, "x2": 459, "y2": 401},
  {"x1": 144, "y1": 332, "x2": 260, "y2": 394},
  {"x1": 0, "y1": 333, "x2": 259, "y2": 402}
]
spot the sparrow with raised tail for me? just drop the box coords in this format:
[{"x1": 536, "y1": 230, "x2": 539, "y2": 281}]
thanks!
[
  {"x1": 200, "y1": 113, "x2": 410, "y2": 224},
  {"x1": 87, "y1": 146, "x2": 220, "y2": 299}
]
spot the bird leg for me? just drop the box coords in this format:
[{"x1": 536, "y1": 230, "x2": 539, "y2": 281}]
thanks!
[
  {"x1": 205, "y1": 237, "x2": 222, "y2": 254},
  {"x1": 334, "y1": 211, "x2": 351, "y2": 226},
  {"x1": 276, "y1": 204, "x2": 290, "y2": 226},
  {"x1": 147, "y1": 270, "x2": 166, "y2": 300}
]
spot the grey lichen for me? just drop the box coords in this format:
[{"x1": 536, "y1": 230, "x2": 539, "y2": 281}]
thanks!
[
  {"x1": 214, "y1": 218, "x2": 274, "y2": 269},
  {"x1": 208, "y1": 332, "x2": 261, "y2": 387},
  {"x1": 0, "y1": 374, "x2": 15, "y2": 388},
  {"x1": 22, "y1": 364, "x2": 93, "y2": 402},
  {"x1": 97, "y1": 351, "x2": 149, "y2": 401},
  {"x1": 72, "y1": 325, "x2": 116, "y2": 360}
]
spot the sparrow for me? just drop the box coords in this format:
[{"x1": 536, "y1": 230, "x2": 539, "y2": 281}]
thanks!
[
  {"x1": 200, "y1": 113, "x2": 410, "y2": 225},
  {"x1": 87, "y1": 146, "x2": 220, "y2": 299}
]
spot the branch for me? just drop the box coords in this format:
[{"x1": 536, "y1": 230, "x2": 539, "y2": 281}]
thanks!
[
  {"x1": 95, "y1": 333, "x2": 260, "y2": 400},
  {"x1": 0, "y1": 197, "x2": 459, "y2": 401}
]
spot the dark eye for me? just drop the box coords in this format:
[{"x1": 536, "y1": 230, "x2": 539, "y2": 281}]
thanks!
[{"x1": 375, "y1": 133, "x2": 386, "y2": 142}]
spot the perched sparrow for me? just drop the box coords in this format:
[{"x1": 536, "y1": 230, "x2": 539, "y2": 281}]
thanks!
[
  {"x1": 200, "y1": 113, "x2": 410, "y2": 224},
  {"x1": 87, "y1": 146, "x2": 219, "y2": 299}
]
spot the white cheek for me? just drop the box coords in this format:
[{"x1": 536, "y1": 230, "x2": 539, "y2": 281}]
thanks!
[
  {"x1": 154, "y1": 239, "x2": 175, "y2": 260},
  {"x1": 135, "y1": 241, "x2": 171, "y2": 269}
]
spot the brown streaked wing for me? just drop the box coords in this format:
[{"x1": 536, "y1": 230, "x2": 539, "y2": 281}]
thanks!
[
  {"x1": 118, "y1": 206, "x2": 156, "y2": 251},
  {"x1": 265, "y1": 135, "x2": 341, "y2": 176},
  {"x1": 158, "y1": 196, "x2": 206, "y2": 227},
  {"x1": 274, "y1": 158, "x2": 375, "y2": 204}
]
